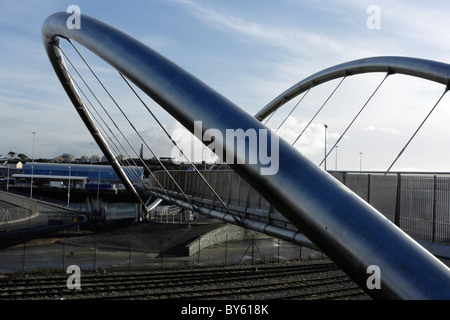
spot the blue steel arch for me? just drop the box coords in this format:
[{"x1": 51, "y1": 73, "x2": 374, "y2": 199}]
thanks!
[{"x1": 42, "y1": 12, "x2": 450, "y2": 299}]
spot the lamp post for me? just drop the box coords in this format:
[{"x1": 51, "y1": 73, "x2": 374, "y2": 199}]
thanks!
[
  {"x1": 30, "y1": 165, "x2": 34, "y2": 198},
  {"x1": 203, "y1": 144, "x2": 206, "y2": 170},
  {"x1": 67, "y1": 166, "x2": 71, "y2": 207},
  {"x1": 324, "y1": 124, "x2": 328, "y2": 171},
  {"x1": 6, "y1": 166, "x2": 10, "y2": 192},
  {"x1": 97, "y1": 169, "x2": 101, "y2": 210},
  {"x1": 31, "y1": 132, "x2": 37, "y2": 163},
  {"x1": 359, "y1": 152, "x2": 363, "y2": 173},
  {"x1": 90, "y1": 142, "x2": 94, "y2": 165},
  {"x1": 335, "y1": 145, "x2": 339, "y2": 171}
]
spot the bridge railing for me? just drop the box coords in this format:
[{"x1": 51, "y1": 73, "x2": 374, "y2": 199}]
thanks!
[
  {"x1": 331, "y1": 171, "x2": 450, "y2": 247},
  {"x1": 149, "y1": 170, "x2": 450, "y2": 260},
  {"x1": 148, "y1": 170, "x2": 295, "y2": 230}
]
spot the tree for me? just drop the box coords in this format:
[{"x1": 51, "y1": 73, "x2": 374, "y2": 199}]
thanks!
[
  {"x1": 17, "y1": 153, "x2": 28, "y2": 161},
  {"x1": 8, "y1": 151, "x2": 16, "y2": 159}
]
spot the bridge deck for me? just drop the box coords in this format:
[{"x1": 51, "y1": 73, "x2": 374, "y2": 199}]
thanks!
[{"x1": 148, "y1": 170, "x2": 450, "y2": 262}]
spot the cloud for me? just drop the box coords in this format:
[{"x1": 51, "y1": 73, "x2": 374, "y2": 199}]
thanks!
[
  {"x1": 363, "y1": 126, "x2": 402, "y2": 135},
  {"x1": 270, "y1": 116, "x2": 340, "y2": 158},
  {"x1": 174, "y1": 0, "x2": 349, "y2": 60}
]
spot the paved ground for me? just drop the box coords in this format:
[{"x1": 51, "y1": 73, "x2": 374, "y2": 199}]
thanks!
[{"x1": 0, "y1": 191, "x2": 87, "y2": 247}]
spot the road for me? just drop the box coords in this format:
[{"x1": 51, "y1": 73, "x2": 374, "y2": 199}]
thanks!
[{"x1": 0, "y1": 191, "x2": 87, "y2": 246}]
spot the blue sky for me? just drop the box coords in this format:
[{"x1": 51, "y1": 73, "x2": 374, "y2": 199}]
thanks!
[{"x1": 2, "y1": 0, "x2": 450, "y2": 171}]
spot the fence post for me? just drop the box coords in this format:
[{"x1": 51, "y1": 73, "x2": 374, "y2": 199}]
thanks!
[
  {"x1": 251, "y1": 236, "x2": 255, "y2": 264},
  {"x1": 278, "y1": 238, "x2": 280, "y2": 262},
  {"x1": 197, "y1": 236, "x2": 201, "y2": 266},
  {"x1": 225, "y1": 234, "x2": 228, "y2": 266},
  {"x1": 432, "y1": 175, "x2": 437, "y2": 243},
  {"x1": 394, "y1": 173, "x2": 402, "y2": 227},
  {"x1": 128, "y1": 239, "x2": 132, "y2": 271},
  {"x1": 22, "y1": 232, "x2": 26, "y2": 272},
  {"x1": 94, "y1": 234, "x2": 97, "y2": 271},
  {"x1": 161, "y1": 233, "x2": 164, "y2": 269}
]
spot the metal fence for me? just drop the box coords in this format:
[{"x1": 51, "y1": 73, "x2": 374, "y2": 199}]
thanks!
[
  {"x1": 0, "y1": 230, "x2": 319, "y2": 273},
  {"x1": 149, "y1": 170, "x2": 450, "y2": 248},
  {"x1": 330, "y1": 172, "x2": 450, "y2": 246},
  {"x1": 149, "y1": 170, "x2": 292, "y2": 230}
]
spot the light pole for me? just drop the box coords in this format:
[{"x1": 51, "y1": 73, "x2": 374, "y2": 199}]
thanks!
[
  {"x1": 6, "y1": 166, "x2": 10, "y2": 192},
  {"x1": 67, "y1": 166, "x2": 71, "y2": 207},
  {"x1": 30, "y1": 165, "x2": 34, "y2": 198},
  {"x1": 359, "y1": 152, "x2": 363, "y2": 173},
  {"x1": 203, "y1": 144, "x2": 206, "y2": 170},
  {"x1": 335, "y1": 145, "x2": 339, "y2": 171},
  {"x1": 97, "y1": 169, "x2": 101, "y2": 209},
  {"x1": 31, "y1": 132, "x2": 37, "y2": 162},
  {"x1": 324, "y1": 124, "x2": 328, "y2": 170},
  {"x1": 90, "y1": 142, "x2": 94, "y2": 165}
]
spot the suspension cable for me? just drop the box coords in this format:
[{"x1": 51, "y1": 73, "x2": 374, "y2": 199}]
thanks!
[
  {"x1": 59, "y1": 45, "x2": 144, "y2": 169},
  {"x1": 119, "y1": 73, "x2": 243, "y2": 224},
  {"x1": 66, "y1": 71, "x2": 147, "y2": 190},
  {"x1": 275, "y1": 87, "x2": 311, "y2": 133},
  {"x1": 319, "y1": 73, "x2": 390, "y2": 167},
  {"x1": 263, "y1": 107, "x2": 277, "y2": 125},
  {"x1": 292, "y1": 76, "x2": 346, "y2": 146},
  {"x1": 385, "y1": 85, "x2": 449, "y2": 174},
  {"x1": 59, "y1": 43, "x2": 178, "y2": 206},
  {"x1": 61, "y1": 60, "x2": 147, "y2": 189},
  {"x1": 65, "y1": 40, "x2": 196, "y2": 210}
]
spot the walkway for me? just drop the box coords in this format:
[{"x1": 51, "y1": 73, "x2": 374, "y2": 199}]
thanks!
[{"x1": 0, "y1": 191, "x2": 87, "y2": 247}]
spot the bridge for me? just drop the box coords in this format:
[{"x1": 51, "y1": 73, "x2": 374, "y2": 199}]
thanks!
[
  {"x1": 41, "y1": 12, "x2": 450, "y2": 299},
  {"x1": 147, "y1": 170, "x2": 450, "y2": 260}
]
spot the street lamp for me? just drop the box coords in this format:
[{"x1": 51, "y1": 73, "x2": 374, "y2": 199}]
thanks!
[
  {"x1": 30, "y1": 165, "x2": 34, "y2": 198},
  {"x1": 31, "y1": 132, "x2": 37, "y2": 162},
  {"x1": 6, "y1": 166, "x2": 10, "y2": 192},
  {"x1": 202, "y1": 144, "x2": 206, "y2": 170},
  {"x1": 67, "y1": 166, "x2": 71, "y2": 207},
  {"x1": 324, "y1": 124, "x2": 328, "y2": 170},
  {"x1": 359, "y1": 152, "x2": 363, "y2": 173},
  {"x1": 335, "y1": 145, "x2": 339, "y2": 171},
  {"x1": 90, "y1": 142, "x2": 94, "y2": 165}
]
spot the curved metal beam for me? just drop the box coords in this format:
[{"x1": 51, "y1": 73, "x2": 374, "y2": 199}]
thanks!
[
  {"x1": 256, "y1": 56, "x2": 450, "y2": 121},
  {"x1": 42, "y1": 12, "x2": 450, "y2": 299},
  {"x1": 41, "y1": 18, "x2": 144, "y2": 208}
]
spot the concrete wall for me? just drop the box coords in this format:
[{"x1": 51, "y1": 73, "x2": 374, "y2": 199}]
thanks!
[{"x1": 187, "y1": 224, "x2": 270, "y2": 256}]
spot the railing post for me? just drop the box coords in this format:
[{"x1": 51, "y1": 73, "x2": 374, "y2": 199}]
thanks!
[
  {"x1": 394, "y1": 173, "x2": 402, "y2": 227},
  {"x1": 432, "y1": 175, "x2": 437, "y2": 243}
]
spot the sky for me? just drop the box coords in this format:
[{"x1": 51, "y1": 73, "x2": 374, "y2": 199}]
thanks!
[{"x1": 2, "y1": 0, "x2": 450, "y2": 172}]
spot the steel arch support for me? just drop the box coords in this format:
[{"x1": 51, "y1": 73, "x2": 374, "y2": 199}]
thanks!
[
  {"x1": 42, "y1": 12, "x2": 450, "y2": 299},
  {"x1": 256, "y1": 56, "x2": 450, "y2": 121}
]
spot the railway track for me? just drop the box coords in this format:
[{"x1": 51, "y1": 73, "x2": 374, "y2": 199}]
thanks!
[{"x1": 0, "y1": 260, "x2": 370, "y2": 300}]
